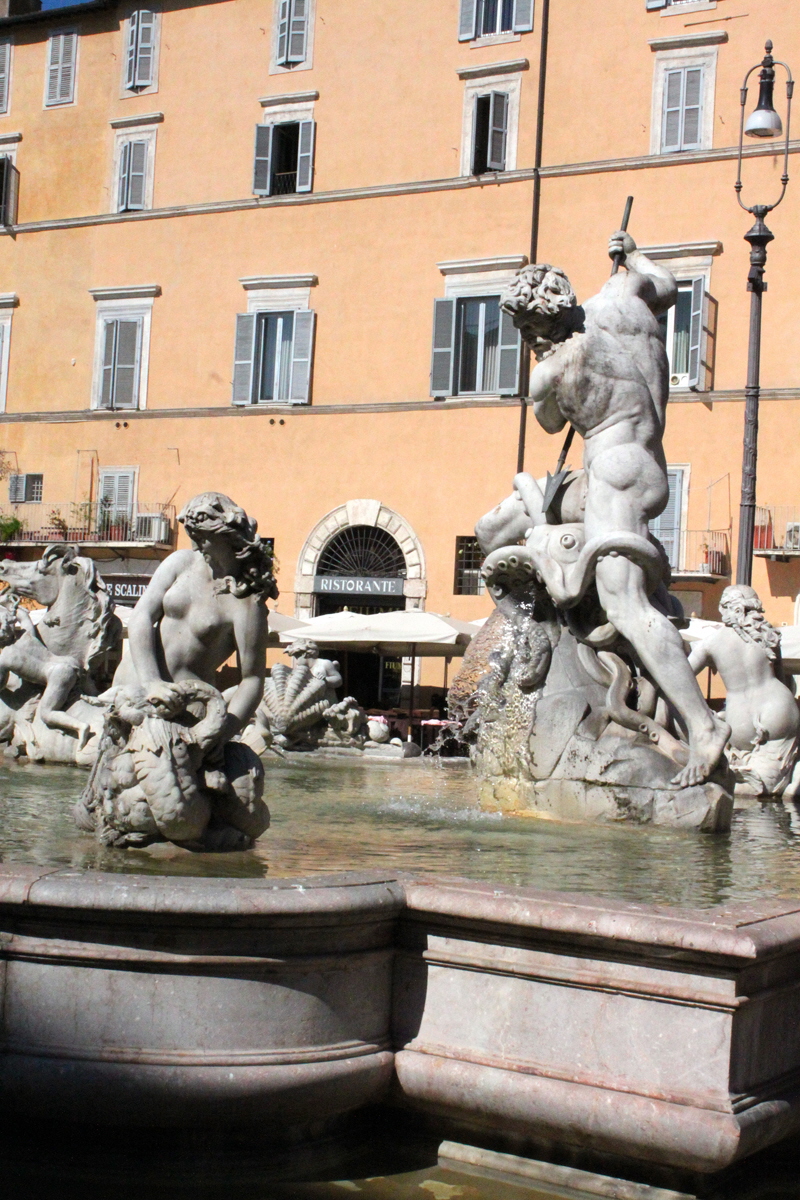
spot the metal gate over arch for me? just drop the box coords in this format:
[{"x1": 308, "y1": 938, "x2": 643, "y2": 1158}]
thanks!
[{"x1": 294, "y1": 499, "x2": 426, "y2": 621}]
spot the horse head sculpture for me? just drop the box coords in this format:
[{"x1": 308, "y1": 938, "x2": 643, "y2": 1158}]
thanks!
[{"x1": 0, "y1": 544, "x2": 123, "y2": 687}]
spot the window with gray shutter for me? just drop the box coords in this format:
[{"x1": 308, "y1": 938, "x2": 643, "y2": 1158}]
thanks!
[
  {"x1": 0, "y1": 41, "x2": 11, "y2": 115},
  {"x1": 46, "y1": 32, "x2": 77, "y2": 107},
  {"x1": 100, "y1": 318, "x2": 142, "y2": 410},
  {"x1": 0, "y1": 155, "x2": 19, "y2": 226},
  {"x1": 296, "y1": 119, "x2": 315, "y2": 192},
  {"x1": 8, "y1": 474, "x2": 43, "y2": 503},
  {"x1": 232, "y1": 313, "x2": 257, "y2": 404},
  {"x1": 512, "y1": 0, "x2": 534, "y2": 32},
  {"x1": 686, "y1": 277, "x2": 704, "y2": 389},
  {"x1": 126, "y1": 11, "x2": 156, "y2": 91},
  {"x1": 462, "y1": 0, "x2": 529, "y2": 39},
  {"x1": 289, "y1": 309, "x2": 314, "y2": 403},
  {"x1": 277, "y1": 0, "x2": 309, "y2": 67},
  {"x1": 649, "y1": 468, "x2": 683, "y2": 570},
  {"x1": 430, "y1": 299, "x2": 456, "y2": 398},
  {"x1": 231, "y1": 310, "x2": 314, "y2": 405},
  {"x1": 660, "y1": 277, "x2": 712, "y2": 391},
  {"x1": 497, "y1": 308, "x2": 521, "y2": 394},
  {"x1": 99, "y1": 469, "x2": 136, "y2": 526},
  {"x1": 646, "y1": 0, "x2": 668, "y2": 10},
  {"x1": 458, "y1": 0, "x2": 478, "y2": 40},
  {"x1": 118, "y1": 140, "x2": 148, "y2": 211},
  {"x1": 253, "y1": 125, "x2": 273, "y2": 196},
  {"x1": 661, "y1": 66, "x2": 703, "y2": 153},
  {"x1": 472, "y1": 91, "x2": 508, "y2": 174}
]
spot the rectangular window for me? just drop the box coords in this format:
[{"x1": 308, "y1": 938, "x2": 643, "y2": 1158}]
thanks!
[
  {"x1": 99, "y1": 318, "x2": 143, "y2": 410},
  {"x1": 232, "y1": 309, "x2": 315, "y2": 405},
  {"x1": 459, "y1": 0, "x2": 534, "y2": 39},
  {"x1": 277, "y1": 0, "x2": 309, "y2": 66},
  {"x1": 99, "y1": 469, "x2": 136, "y2": 529},
  {"x1": 117, "y1": 140, "x2": 148, "y2": 212},
  {"x1": 658, "y1": 278, "x2": 708, "y2": 389},
  {"x1": 472, "y1": 91, "x2": 508, "y2": 173},
  {"x1": 126, "y1": 11, "x2": 156, "y2": 91},
  {"x1": 430, "y1": 295, "x2": 520, "y2": 398},
  {"x1": 8, "y1": 474, "x2": 43, "y2": 504},
  {"x1": 0, "y1": 40, "x2": 11, "y2": 115},
  {"x1": 0, "y1": 156, "x2": 19, "y2": 226},
  {"x1": 649, "y1": 467, "x2": 684, "y2": 570},
  {"x1": 45, "y1": 32, "x2": 77, "y2": 107},
  {"x1": 661, "y1": 66, "x2": 703, "y2": 152},
  {"x1": 454, "y1": 536, "x2": 486, "y2": 595},
  {"x1": 253, "y1": 120, "x2": 315, "y2": 196}
]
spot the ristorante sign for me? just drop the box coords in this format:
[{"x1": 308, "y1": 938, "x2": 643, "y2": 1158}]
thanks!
[{"x1": 313, "y1": 575, "x2": 404, "y2": 599}]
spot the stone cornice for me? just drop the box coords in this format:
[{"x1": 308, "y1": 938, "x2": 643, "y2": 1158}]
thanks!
[
  {"x1": 109, "y1": 112, "x2": 164, "y2": 130},
  {"x1": 456, "y1": 58, "x2": 529, "y2": 80},
  {"x1": 239, "y1": 274, "x2": 318, "y2": 289},
  {"x1": 0, "y1": 132, "x2": 22, "y2": 145},
  {"x1": 259, "y1": 91, "x2": 319, "y2": 107},
  {"x1": 639, "y1": 240, "x2": 723, "y2": 260},
  {"x1": 437, "y1": 255, "x2": 527, "y2": 275},
  {"x1": 649, "y1": 30, "x2": 728, "y2": 52},
  {"x1": 89, "y1": 285, "x2": 161, "y2": 301},
  {"x1": 0, "y1": 292, "x2": 18, "y2": 308}
]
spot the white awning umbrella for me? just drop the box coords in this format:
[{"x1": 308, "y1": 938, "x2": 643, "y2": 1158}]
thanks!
[
  {"x1": 268, "y1": 610, "x2": 308, "y2": 648},
  {"x1": 277, "y1": 609, "x2": 475, "y2": 658},
  {"x1": 780, "y1": 626, "x2": 800, "y2": 674}
]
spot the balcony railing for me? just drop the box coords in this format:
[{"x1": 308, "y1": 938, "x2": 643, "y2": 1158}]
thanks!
[
  {"x1": 272, "y1": 171, "x2": 297, "y2": 195},
  {"x1": 753, "y1": 506, "x2": 800, "y2": 558},
  {"x1": 672, "y1": 530, "x2": 731, "y2": 580},
  {"x1": 0, "y1": 501, "x2": 176, "y2": 547}
]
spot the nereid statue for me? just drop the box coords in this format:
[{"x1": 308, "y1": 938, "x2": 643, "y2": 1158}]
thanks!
[
  {"x1": 455, "y1": 231, "x2": 734, "y2": 829},
  {"x1": 688, "y1": 586, "x2": 800, "y2": 797},
  {"x1": 76, "y1": 492, "x2": 274, "y2": 850}
]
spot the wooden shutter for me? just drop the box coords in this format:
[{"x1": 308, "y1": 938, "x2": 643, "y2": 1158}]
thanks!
[
  {"x1": 135, "y1": 11, "x2": 156, "y2": 87},
  {"x1": 513, "y1": 0, "x2": 534, "y2": 32},
  {"x1": 287, "y1": 0, "x2": 309, "y2": 64},
  {"x1": 46, "y1": 35, "x2": 62, "y2": 106},
  {"x1": 0, "y1": 42, "x2": 11, "y2": 115},
  {"x1": 650, "y1": 468, "x2": 683, "y2": 570},
  {"x1": 8, "y1": 474, "x2": 24, "y2": 503},
  {"x1": 687, "y1": 277, "x2": 704, "y2": 389},
  {"x1": 126, "y1": 141, "x2": 148, "y2": 210},
  {"x1": 296, "y1": 119, "x2": 315, "y2": 192},
  {"x1": 430, "y1": 299, "x2": 456, "y2": 398},
  {"x1": 57, "y1": 33, "x2": 76, "y2": 105},
  {"x1": 277, "y1": 0, "x2": 290, "y2": 64},
  {"x1": 487, "y1": 92, "x2": 508, "y2": 171},
  {"x1": 662, "y1": 69, "x2": 683, "y2": 152},
  {"x1": 100, "y1": 319, "x2": 116, "y2": 408},
  {"x1": 112, "y1": 319, "x2": 142, "y2": 409},
  {"x1": 289, "y1": 309, "x2": 315, "y2": 403},
  {"x1": 101, "y1": 469, "x2": 136, "y2": 518},
  {"x1": 118, "y1": 140, "x2": 131, "y2": 210},
  {"x1": 125, "y1": 11, "x2": 139, "y2": 89},
  {"x1": 459, "y1": 0, "x2": 477, "y2": 40},
  {"x1": 232, "y1": 313, "x2": 256, "y2": 405},
  {"x1": 700, "y1": 291, "x2": 717, "y2": 393},
  {"x1": 253, "y1": 124, "x2": 273, "y2": 196},
  {"x1": 497, "y1": 309, "x2": 521, "y2": 394},
  {"x1": 646, "y1": 0, "x2": 668, "y2": 9},
  {"x1": 681, "y1": 67, "x2": 702, "y2": 149}
]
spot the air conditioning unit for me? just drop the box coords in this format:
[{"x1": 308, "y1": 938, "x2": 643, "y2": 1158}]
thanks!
[
  {"x1": 785, "y1": 522, "x2": 800, "y2": 552},
  {"x1": 135, "y1": 513, "x2": 170, "y2": 543}
]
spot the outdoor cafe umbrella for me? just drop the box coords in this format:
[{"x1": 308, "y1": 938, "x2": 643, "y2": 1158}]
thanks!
[
  {"x1": 278, "y1": 609, "x2": 476, "y2": 740},
  {"x1": 267, "y1": 609, "x2": 308, "y2": 648}
]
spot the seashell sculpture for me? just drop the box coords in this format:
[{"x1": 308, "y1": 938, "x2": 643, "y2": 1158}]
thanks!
[{"x1": 258, "y1": 662, "x2": 331, "y2": 744}]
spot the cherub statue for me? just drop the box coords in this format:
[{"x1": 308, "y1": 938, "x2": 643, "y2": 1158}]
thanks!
[
  {"x1": 0, "y1": 595, "x2": 93, "y2": 753},
  {"x1": 285, "y1": 639, "x2": 343, "y2": 706},
  {"x1": 687, "y1": 586, "x2": 800, "y2": 796}
]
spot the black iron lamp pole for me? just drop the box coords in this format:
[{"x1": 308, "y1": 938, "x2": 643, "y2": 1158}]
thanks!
[{"x1": 734, "y1": 41, "x2": 793, "y2": 586}]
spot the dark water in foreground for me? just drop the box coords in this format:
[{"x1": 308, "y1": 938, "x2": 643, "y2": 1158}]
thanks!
[{"x1": 2, "y1": 756, "x2": 800, "y2": 907}]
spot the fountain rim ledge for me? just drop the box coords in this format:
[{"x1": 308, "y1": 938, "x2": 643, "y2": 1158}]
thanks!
[{"x1": 2, "y1": 862, "x2": 800, "y2": 960}]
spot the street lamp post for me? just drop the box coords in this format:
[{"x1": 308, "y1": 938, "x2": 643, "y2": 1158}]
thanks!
[{"x1": 734, "y1": 41, "x2": 793, "y2": 587}]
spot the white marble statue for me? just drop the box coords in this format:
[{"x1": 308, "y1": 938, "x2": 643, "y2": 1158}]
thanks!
[
  {"x1": 687, "y1": 586, "x2": 800, "y2": 796},
  {"x1": 487, "y1": 230, "x2": 729, "y2": 789},
  {"x1": 76, "y1": 492, "x2": 275, "y2": 850}
]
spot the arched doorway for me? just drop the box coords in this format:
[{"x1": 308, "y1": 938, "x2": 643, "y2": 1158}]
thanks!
[{"x1": 294, "y1": 500, "x2": 427, "y2": 708}]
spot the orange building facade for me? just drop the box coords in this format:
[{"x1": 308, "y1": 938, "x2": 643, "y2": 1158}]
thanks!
[{"x1": 0, "y1": 0, "x2": 798, "y2": 701}]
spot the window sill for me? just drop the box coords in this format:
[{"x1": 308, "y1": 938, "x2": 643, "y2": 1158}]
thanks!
[
  {"x1": 660, "y1": 1, "x2": 717, "y2": 16},
  {"x1": 470, "y1": 32, "x2": 520, "y2": 48}
]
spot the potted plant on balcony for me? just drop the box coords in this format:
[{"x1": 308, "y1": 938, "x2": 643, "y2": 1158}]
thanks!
[
  {"x1": 0, "y1": 514, "x2": 23, "y2": 542},
  {"x1": 46, "y1": 510, "x2": 70, "y2": 541}
]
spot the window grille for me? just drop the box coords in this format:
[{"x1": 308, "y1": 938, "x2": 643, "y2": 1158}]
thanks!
[
  {"x1": 9, "y1": 474, "x2": 43, "y2": 504},
  {"x1": 317, "y1": 526, "x2": 406, "y2": 579},
  {"x1": 454, "y1": 535, "x2": 485, "y2": 595}
]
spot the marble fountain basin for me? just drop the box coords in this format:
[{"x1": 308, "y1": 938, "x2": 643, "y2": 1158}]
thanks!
[{"x1": 2, "y1": 862, "x2": 800, "y2": 1180}]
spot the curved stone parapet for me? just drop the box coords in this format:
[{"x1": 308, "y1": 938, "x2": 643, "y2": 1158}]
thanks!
[{"x1": 0, "y1": 867, "x2": 403, "y2": 1129}]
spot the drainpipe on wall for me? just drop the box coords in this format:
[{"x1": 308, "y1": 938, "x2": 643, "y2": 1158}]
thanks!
[{"x1": 516, "y1": 0, "x2": 550, "y2": 474}]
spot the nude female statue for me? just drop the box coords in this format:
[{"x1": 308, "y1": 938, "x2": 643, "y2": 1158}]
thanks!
[
  {"x1": 687, "y1": 586, "x2": 800, "y2": 795},
  {"x1": 495, "y1": 230, "x2": 730, "y2": 788},
  {"x1": 81, "y1": 492, "x2": 277, "y2": 849}
]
